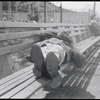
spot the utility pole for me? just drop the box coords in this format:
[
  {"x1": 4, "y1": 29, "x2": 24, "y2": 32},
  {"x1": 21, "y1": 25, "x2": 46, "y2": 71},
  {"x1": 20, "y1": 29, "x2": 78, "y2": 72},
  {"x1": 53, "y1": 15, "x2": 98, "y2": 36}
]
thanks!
[
  {"x1": 29, "y1": 2, "x2": 31, "y2": 15},
  {"x1": 60, "y1": 2, "x2": 62, "y2": 23},
  {"x1": 44, "y1": 2, "x2": 46, "y2": 23},
  {"x1": 8, "y1": 1, "x2": 11, "y2": 20},
  {"x1": 94, "y1": 1, "x2": 96, "y2": 16},
  {"x1": 0, "y1": 1, "x2": 2, "y2": 20},
  {"x1": 53, "y1": 2, "x2": 55, "y2": 23},
  {"x1": 37, "y1": 2, "x2": 39, "y2": 13},
  {"x1": 16, "y1": 1, "x2": 17, "y2": 13}
]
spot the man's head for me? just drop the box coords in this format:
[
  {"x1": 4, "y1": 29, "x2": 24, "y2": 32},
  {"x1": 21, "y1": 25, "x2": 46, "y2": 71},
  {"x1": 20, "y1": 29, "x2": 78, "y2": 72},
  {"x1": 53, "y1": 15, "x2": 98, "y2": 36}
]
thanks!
[
  {"x1": 57, "y1": 31, "x2": 70, "y2": 38},
  {"x1": 56, "y1": 31, "x2": 72, "y2": 43}
]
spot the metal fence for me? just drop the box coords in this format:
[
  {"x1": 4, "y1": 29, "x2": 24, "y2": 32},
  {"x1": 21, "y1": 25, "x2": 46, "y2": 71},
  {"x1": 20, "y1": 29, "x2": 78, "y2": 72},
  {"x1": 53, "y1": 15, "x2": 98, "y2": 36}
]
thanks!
[{"x1": 1, "y1": 1, "x2": 90, "y2": 24}]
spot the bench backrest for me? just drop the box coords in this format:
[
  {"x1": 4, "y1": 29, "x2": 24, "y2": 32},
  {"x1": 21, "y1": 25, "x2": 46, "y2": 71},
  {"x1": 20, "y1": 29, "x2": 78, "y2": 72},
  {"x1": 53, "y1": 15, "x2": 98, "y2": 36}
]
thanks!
[{"x1": 0, "y1": 21, "x2": 92, "y2": 55}]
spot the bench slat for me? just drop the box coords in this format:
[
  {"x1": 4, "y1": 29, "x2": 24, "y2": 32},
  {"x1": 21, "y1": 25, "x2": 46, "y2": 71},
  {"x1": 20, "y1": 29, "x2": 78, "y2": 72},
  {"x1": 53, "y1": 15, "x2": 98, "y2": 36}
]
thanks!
[
  {"x1": 0, "y1": 65, "x2": 34, "y2": 86},
  {"x1": 80, "y1": 36, "x2": 100, "y2": 53},
  {"x1": 75, "y1": 36, "x2": 95, "y2": 47},
  {"x1": 0, "y1": 27, "x2": 86, "y2": 41},
  {"x1": 11, "y1": 78, "x2": 50, "y2": 99},
  {"x1": 0, "y1": 72, "x2": 34, "y2": 96},
  {"x1": 78, "y1": 62, "x2": 97, "y2": 89},
  {"x1": 0, "y1": 21, "x2": 88, "y2": 28},
  {"x1": 76, "y1": 38, "x2": 95, "y2": 50},
  {"x1": 0, "y1": 41, "x2": 36, "y2": 56},
  {"x1": 78, "y1": 36, "x2": 98, "y2": 52},
  {"x1": 0, "y1": 31, "x2": 40, "y2": 41},
  {"x1": 80, "y1": 63, "x2": 97, "y2": 89},
  {"x1": 0, "y1": 76, "x2": 36, "y2": 98},
  {"x1": 75, "y1": 37, "x2": 96, "y2": 51},
  {"x1": 0, "y1": 70, "x2": 33, "y2": 91}
]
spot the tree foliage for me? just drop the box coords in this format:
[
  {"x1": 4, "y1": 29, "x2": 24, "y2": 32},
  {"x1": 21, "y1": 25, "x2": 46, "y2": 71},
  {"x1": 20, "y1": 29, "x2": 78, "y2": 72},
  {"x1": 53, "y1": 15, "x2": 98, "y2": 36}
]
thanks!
[
  {"x1": 2, "y1": 1, "x2": 39, "y2": 13},
  {"x1": 2, "y1": 1, "x2": 75, "y2": 13}
]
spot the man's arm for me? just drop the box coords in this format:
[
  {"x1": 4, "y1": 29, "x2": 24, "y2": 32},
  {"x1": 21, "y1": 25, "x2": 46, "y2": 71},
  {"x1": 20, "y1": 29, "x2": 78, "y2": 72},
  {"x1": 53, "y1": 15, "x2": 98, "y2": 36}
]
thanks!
[
  {"x1": 91, "y1": 21, "x2": 100, "y2": 31},
  {"x1": 39, "y1": 31, "x2": 58, "y2": 41}
]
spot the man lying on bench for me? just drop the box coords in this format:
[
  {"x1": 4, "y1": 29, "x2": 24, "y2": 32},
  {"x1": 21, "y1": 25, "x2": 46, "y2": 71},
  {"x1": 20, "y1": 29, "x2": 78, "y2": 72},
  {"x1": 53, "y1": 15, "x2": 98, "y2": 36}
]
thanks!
[
  {"x1": 89, "y1": 15, "x2": 100, "y2": 36},
  {"x1": 27, "y1": 31, "x2": 86, "y2": 88}
]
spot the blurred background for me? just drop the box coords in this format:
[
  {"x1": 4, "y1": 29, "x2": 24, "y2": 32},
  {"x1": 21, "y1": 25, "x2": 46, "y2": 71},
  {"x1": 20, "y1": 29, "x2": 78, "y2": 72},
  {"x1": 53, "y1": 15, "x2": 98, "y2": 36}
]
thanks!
[{"x1": 0, "y1": 1, "x2": 98, "y2": 24}]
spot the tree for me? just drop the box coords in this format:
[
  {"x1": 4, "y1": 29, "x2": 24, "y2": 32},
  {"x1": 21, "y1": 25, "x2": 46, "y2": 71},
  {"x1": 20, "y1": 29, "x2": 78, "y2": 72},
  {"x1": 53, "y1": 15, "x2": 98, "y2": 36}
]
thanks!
[{"x1": 2, "y1": 1, "x2": 8, "y2": 10}]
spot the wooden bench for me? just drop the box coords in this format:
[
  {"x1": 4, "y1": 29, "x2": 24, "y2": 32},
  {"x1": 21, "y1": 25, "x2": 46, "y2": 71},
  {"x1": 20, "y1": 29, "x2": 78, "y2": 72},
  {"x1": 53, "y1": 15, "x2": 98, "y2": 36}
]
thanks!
[{"x1": 0, "y1": 21, "x2": 100, "y2": 98}]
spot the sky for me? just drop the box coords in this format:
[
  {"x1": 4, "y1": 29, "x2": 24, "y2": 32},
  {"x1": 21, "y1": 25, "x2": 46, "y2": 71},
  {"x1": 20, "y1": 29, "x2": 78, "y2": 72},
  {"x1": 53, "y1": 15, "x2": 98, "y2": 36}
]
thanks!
[{"x1": 52, "y1": 1, "x2": 100, "y2": 15}]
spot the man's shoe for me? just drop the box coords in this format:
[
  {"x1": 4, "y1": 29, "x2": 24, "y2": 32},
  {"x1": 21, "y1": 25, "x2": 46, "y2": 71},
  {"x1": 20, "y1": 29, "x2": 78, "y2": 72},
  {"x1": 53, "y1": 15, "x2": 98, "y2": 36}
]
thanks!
[
  {"x1": 45, "y1": 52, "x2": 59, "y2": 79},
  {"x1": 33, "y1": 68, "x2": 41, "y2": 79},
  {"x1": 47, "y1": 73, "x2": 63, "y2": 88},
  {"x1": 30, "y1": 45, "x2": 44, "y2": 78},
  {"x1": 27, "y1": 56, "x2": 33, "y2": 63}
]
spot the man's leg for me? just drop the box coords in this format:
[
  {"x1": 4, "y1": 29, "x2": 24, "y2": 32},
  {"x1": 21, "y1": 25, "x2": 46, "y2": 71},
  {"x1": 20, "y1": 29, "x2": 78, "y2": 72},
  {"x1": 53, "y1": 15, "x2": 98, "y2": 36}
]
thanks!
[
  {"x1": 45, "y1": 52, "x2": 64, "y2": 88},
  {"x1": 30, "y1": 44, "x2": 45, "y2": 78},
  {"x1": 29, "y1": 44, "x2": 52, "y2": 79},
  {"x1": 59, "y1": 61, "x2": 74, "y2": 75}
]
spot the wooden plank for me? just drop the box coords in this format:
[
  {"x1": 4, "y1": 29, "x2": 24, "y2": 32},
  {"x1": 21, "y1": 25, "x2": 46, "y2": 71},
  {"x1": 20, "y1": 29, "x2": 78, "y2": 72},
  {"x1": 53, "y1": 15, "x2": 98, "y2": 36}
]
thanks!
[
  {"x1": 0, "y1": 27, "x2": 86, "y2": 41},
  {"x1": 81, "y1": 33, "x2": 86, "y2": 40},
  {"x1": 79, "y1": 37, "x2": 99, "y2": 51},
  {"x1": 0, "y1": 71, "x2": 34, "y2": 96},
  {"x1": 81, "y1": 58, "x2": 93, "y2": 72},
  {"x1": 1, "y1": 22, "x2": 60, "y2": 28},
  {"x1": 76, "y1": 38, "x2": 95, "y2": 51},
  {"x1": 11, "y1": 78, "x2": 50, "y2": 99},
  {"x1": 75, "y1": 36, "x2": 95, "y2": 46},
  {"x1": 75, "y1": 37, "x2": 95, "y2": 48},
  {"x1": 80, "y1": 36, "x2": 100, "y2": 53},
  {"x1": 0, "y1": 21, "x2": 4, "y2": 27},
  {"x1": 0, "y1": 40, "x2": 37, "y2": 56},
  {"x1": 0, "y1": 76, "x2": 36, "y2": 98},
  {"x1": 0, "y1": 65, "x2": 34, "y2": 86},
  {"x1": 0, "y1": 31, "x2": 40, "y2": 41},
  {"x1": 79, "y1": 62, "x2": 97, "y2": 89},
  {"x1": 63, "y1": 63, "x2": 89, "y2": 87},
  {"x1": 72, "y1": 58, "x2": 95, "y2": 87},
  {"x1": 70, "y1": 30, "x2": 85, "y2": 37},
  {"x1": 67, "y1": 72, "x2": 80, "y2": 87},
  {"x1": 75, "y1": 35, "x2": 81, "y2": 43},
  {"x1": 0, "y1": 70, "x2": 33, "y2": 91},
  {"x1": 78, "y1": 40, "x2": 93, "y2": 50},
  {"x1": 63, "y1": 74, "x2": 75, "y2": 87},
  {"x1": 0, "y1": 21, "x2": 88, "y2": 28}
]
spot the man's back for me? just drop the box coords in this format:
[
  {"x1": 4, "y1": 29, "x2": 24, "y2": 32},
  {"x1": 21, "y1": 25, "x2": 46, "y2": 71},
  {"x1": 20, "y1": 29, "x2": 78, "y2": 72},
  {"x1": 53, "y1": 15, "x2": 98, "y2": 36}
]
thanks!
[{"x1": 90, "y1": 19, "x2": 100, "y2": 36}]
